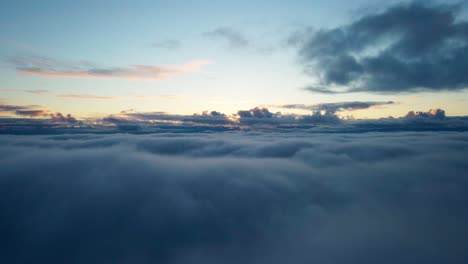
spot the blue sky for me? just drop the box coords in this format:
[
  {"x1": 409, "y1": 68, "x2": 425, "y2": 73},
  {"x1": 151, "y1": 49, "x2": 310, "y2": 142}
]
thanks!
[{"x1": 1, "y1": 0, "x2": 467, "y2": 118}]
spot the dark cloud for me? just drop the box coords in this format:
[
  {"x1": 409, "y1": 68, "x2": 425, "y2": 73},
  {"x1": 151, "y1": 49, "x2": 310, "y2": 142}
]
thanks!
[
  {"x1": 101, "y1": 111, "x2": 235, "y2": 133},
  {"x1": 0, "y1": 132, "x2": 467, "y2": 263},
  {"x1": 0, "y1": 104, "x2": 31, "y2": 112},
  {"x1": 299, "y1": 110, "x2": 341, "y2": 124},
  {"x1": 50, "y1": 113, "x2": 79, "y2": 124},
  {"x1": 1, "y1": 104, "x2": 48, "y2": 117},
  {"x1": 204, "y1": 27, "x2": 250, "y2": 48},
  {"x1": 298, "y1": 1, "x2": 468, "y2": 93},
  {"x1": 278, "y1": 101, "x2": 394, "y2": 113},
  {"x1": 237, "y1": 107, "x2": 274, "y2": 118},
  {"x1": 0, "y1": 104, "x2": 80, "y2": 126},
  {"x1": 15, "y1": 109, "x2": 49, "y2": 117},
  {"x1": 405, "y1": 108, "x2": 446, "y2": 119}
]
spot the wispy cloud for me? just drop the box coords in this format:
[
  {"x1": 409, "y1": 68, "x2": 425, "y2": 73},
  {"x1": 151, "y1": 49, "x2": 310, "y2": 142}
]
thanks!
[
  {"x1": 56, "y1": 94, "x2": 180, "y2": 101},
  {"x1": 1, "y1": 89, "x2": 181, "y2": 101},
  {"x1": 26, "y1": 89, "x2": 49, "y2": 95},
  {"x1": 204, "y1": 27, "x2": 250, "y2": 48},
  {"x1": 152, "y1": 39, "x2": 181, "y2": 49},
  {"x1": 55, "y1": 94, "x2": 117, "y2": 100},
  {"x1": 9, "y1": 56, "x2": 209, "y2": 80}
]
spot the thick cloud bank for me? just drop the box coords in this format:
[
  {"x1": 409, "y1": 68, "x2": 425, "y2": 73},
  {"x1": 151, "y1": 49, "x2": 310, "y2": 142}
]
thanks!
[
  {"x1": 298, "y1": 1, "x2": 468, "y2": 93},
  {"x1": 1, "y1": 132, "x2": 467, "y2": 264}
]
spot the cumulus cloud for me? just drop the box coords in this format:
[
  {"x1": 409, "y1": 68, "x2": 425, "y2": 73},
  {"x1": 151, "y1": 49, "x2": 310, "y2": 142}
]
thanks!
[
  {"x1": 49, "y1": 112, "x2": 78, "y2": 124},
  {"x1": 297, "y1": 1, "x2": 468, "y2": 93},
  {"x1": 237, "y1": 107, "x2": 274, "y2": 118},
  {"x1": 405, "y1": 108, "x2": 446, "y2": 119},
  {"x1": 0, "y1": 132, "x2": 467, "y2": 263},
  {"x1": 9, "y1": 55, "x2": 209, "y2": 80}
]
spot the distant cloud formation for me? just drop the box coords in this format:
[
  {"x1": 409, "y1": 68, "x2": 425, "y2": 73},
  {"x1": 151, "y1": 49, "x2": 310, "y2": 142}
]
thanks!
[
  {"x1": 0, "y1": 104, "x2": 79, "y2": 124},
  {"x1": 9, "y1": 56, "x2": 209, "y2": 80},
  {"x1": 1, "y1": 102, "x2": 468, "y2": 134},
  {"x1": 277, "y1": 101, "x2": 394, "y2": 113},
  {"x1": 102, "y1": 110, "x2": 235, "y2": 131},
  {"x1": 0, "y1": 132, "x2": 467, "y2": 263},
  {"x1": 14, "y1": 109, "x2": 49, "y2": 117},
  {"x1": 238, "y1": 107, "x2": 274, "y2": 118},
  {"x1": 0, "y1": 104, "x2": 48, "y2": 117},
  {"x1": 405, "y1": 108, "x2": 446, "y2": 119},
  {"x1": 204, "y1": 27, "x2": 250, "y2": 48},
  {"x1": 49, "y1": 112, "x2": 78, "y2": 124},
  {"x1": 297, "y1": 1, "x2": 468, "y2": 93}
]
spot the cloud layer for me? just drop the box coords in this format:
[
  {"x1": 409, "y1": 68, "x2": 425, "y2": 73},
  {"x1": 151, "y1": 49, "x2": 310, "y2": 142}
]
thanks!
[
  {"x1": 2, "y1": 105, "x2": 468, "y2": 134},
  {"x1": 0, "y1": 131, "x2": 467, "y2": 263},
  {"x1": 298, "y1": 1, "x2": 468, "y2": 93}
]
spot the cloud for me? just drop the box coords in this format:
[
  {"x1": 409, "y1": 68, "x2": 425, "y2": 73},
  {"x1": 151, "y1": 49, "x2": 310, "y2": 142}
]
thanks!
[
  {"x1": 152, "y1": 39, "x2": 181, "y2": 49},
  {"x1": 14, "y1": 109, "x2": 49, "y2": 117},
  {"x1": 2, "y1": 103, "x2": 468, "y2": 134},
  {"x1": 0, "y1": 131, "x2": 467, "y2": 263},
  {"x1": 297, "y1": 1, "x2": 468, "y2": 93},
  {"x1": 0, "y1": 104, "x2": 79, "y2": 125},
  {"x1": 27, "y1": 89, "x2": 49, "y2": 95},
  {"x1": 405, "y1": 108, "x2": 446, "y2": 119},
  {"x1": 97, "y1": 106, "x2": 468, "y2": 132},
  {"x1": 55, "y1": 94, "x2": 180, "y2": 101},
  {"x1": 49, "y1": 112, "x2": 78, "y2": 124},
  {"x1": 237, "y1": 107, "x2": 274, "y2": 118},
  {"x1": 103, "y1": 110, "x2": 235, "y2": 131},
  {"x1": 56, "y1": 94, "x2": 117, "y2": 100},
  {"x1": 0, "y1": 104, "x2": 48, "y2": 117},
  {"x1": 2, "y1": 89, "x2": 181, "y2": 101},
  {"x1": 0, "y1": 104, "x2": 32, "y2": 112},
  {"x1": 9, "y1": 56, "x2": 209, "y2": 80},
  {"x1": 204, "y1": 27, "x2": 250, "y2": 48},
  {"x1": 277, "y1": 101, "x2": 395, "y2": 113}
]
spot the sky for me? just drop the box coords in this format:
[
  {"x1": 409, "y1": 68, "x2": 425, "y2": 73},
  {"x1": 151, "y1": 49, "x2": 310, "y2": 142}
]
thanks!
[
  {"x1": 1, "y1": 2, "x2": 468, "y2": 263},
  {"x1": 1, "y1": 0, "x2": 467, "y2": 120}
]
